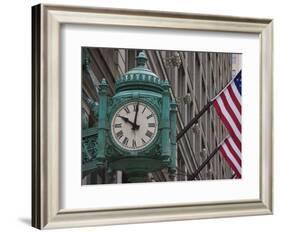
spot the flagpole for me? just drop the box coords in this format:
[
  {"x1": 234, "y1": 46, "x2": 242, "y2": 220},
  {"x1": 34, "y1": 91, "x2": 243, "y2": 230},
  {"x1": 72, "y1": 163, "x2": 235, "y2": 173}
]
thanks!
[
  {"x1": 176, "y1": 71, "x2": 241, "y2": 142},
  {"x1": 177, "y1": 100, "x2": 213, "y2": 141},
  {"x1": 187, "y1": 137, "x2": 228, "y2": 180}
]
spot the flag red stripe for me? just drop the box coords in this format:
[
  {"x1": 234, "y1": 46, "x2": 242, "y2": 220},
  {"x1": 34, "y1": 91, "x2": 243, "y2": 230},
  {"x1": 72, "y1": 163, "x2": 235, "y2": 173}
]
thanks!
[
  {"x1": 225, "y1": 139, "x2": 241, "y2": 165},
  {"x1": 227, "y1": 85, "x2": 241, "y2": 113},
  {"x1": 213, "y1": 101, "x2": 241, "y2": 150},
  {"x1": 220, "y1": 93, "x2": 241, "y2": 132},
  {"x1": 220, "y1": 146, "x2": 241, "y2": 178}
]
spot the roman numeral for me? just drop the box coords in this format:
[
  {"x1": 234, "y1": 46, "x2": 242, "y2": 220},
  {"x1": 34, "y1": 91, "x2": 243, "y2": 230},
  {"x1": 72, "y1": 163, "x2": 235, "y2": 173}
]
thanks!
[
  {"x1": 116, "y1": 130, "x2": 123, "y2": 139},
  {"x1": 145, "y1": 130, "x2": 153, "y2": 138},
  {"x1": 114, "y1": 123, "x2": 122, "y2": 128},
  {"x1": 141, "y1": 138, "x2": 146, "y2": 144},
  {"x1": 132, "y1": 139, "x2": 137, "y2": 148},
  {"x1": 123, "y1": 106, "x2": 130, "y2": 113},
  {"x1": 142, "y1": 106, "x2": 146, "y2": 113},
  {"x1": 122, "y1": 137, "x2": 129, "y2": 146},
  {"x1": 133, "y1": 103, "x2": 137, "y2": 111},
  {"x1": 146, "y1": 114, "x2": 153, "y2": 120},
  {"x1": 148, "y1": 123, "x2": 155, "y2": 128}
]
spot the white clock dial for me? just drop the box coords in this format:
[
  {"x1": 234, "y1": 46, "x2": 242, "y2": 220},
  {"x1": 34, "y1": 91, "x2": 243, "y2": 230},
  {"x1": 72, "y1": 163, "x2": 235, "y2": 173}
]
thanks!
[{"x1": 111, "y1": 101, "x2": 158, "y2": 151}]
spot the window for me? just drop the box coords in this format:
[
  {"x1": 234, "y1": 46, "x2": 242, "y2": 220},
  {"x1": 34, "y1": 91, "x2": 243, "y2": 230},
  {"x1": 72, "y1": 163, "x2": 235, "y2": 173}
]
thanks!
[
  {"x1": 207, "y1": 162, "x2": 211, "y2": 179},
  {"x1": 177, "y1": 156, "x2": 185, "y2": 181},
  {"x1": 187, "y1": 52, "x2": 194, "y2": 88},
  {"x1": 195, "y1": 127, "x2": 201, "y2": 162},
  {"x1": 186, "y1": 86, "x2": 192, "y2": 123},
  {"x1": 201, "y1": 138, "x2": 206, "y2": 157},
  {"x1": 211, "y1": 72, "x2": 215, "y2": 98},
  {"x1": 211, "y1": 121, "x2": 215, "y2": 150},
  {"x1": 232, "y1": 54, "x2": 237, "y2": 64},
  {"x1": 117, "y1": 49, "x2": 126, "y2": 74},
  {"x1": 188, "y1": 101, "x2": 194, "y2": 146},
  {"x1": 201, "y1": 79, "x2": 206, "y2": 108},
  {"x1": 201, "y1": 81, "x2": 207, "y2": 132},
  {"x1": 177, "y1": 65, "x2": 185, "y2": 118},
  {"x1": 207, "y1": 108, "x2": 211, "y2": 151},
  {"x1": 126, "y1": 50, "x2": 136, "y2": 70},
  {"x1": 194, "y1": 54, "x2": 201, "y2": 104}
]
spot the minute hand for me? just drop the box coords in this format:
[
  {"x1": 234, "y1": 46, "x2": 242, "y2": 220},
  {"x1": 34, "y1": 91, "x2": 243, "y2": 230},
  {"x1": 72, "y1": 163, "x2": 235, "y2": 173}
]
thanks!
[{"x1": 132, "y1": 103, "x2": 140, "y2": 130}]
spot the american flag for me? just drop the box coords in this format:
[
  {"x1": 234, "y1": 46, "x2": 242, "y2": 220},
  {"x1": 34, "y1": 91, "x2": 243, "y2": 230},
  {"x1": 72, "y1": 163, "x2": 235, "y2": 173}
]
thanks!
[{"x1": 213, "y1": 71, "x2": 242, "y2": 178}]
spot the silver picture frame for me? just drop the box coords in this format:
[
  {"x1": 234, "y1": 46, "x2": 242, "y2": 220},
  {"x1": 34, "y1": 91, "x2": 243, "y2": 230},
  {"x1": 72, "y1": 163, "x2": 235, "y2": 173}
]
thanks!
[{"x1": 32, "y1": 4, "x2": 273, "y2": 229}]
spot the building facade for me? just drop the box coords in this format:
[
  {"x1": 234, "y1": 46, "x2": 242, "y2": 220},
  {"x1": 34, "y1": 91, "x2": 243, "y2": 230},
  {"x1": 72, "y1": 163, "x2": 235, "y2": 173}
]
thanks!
[{"x1": 81, "y1": 48, "x2": 242, "y2": 184}]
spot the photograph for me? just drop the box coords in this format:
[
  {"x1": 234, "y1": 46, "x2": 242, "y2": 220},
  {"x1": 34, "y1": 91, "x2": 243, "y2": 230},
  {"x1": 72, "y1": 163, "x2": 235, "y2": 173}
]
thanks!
[
  {"x1": 31, "y1": 4, "x2": 273, "y2": 229},
  {"x1": 81, "y1": 48, "x2": 242, "y2": 185}
]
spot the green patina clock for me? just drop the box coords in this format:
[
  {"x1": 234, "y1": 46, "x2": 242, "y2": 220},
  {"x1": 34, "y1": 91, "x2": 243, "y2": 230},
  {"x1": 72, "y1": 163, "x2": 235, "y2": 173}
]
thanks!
[
  {"x1": 82, "y1": 51, "x2": 177, "y2": 182},
  {"x1": 111, "y1": 101, "x2": 158, "y2": 151}
]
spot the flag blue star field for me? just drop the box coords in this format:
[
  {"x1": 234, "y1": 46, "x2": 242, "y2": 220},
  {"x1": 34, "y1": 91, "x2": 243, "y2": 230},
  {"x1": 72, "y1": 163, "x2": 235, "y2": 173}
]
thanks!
[
  {"x1": 234, "y1": 71, "x2": 242, "y2": 94},
  {"x1": 213, "y1": 71, "x2": 242, "y2": 178}
]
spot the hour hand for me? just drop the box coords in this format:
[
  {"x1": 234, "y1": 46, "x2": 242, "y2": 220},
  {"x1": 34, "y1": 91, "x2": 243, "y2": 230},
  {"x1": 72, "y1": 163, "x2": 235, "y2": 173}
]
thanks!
[{"x1": 118, "y1": 116, "x2": 135, "y2": 127}]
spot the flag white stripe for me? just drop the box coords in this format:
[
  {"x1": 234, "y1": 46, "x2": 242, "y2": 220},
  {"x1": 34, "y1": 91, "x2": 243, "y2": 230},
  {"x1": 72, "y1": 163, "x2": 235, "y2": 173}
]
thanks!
[
  {"x1": 217, "y1": 97, "x2": 241, "y2": 139},
  {"x1": 231, "y1": 82, "x2": 241, "y2": 104},
  {"x1": 222, "y1": 144, "x2": 241, "y2": 173},
  {"x1": 228, "y1": 137, "x2": 241, "y2": 158},
  {"x1": 224, "y1": 89, "x2": 241, "y2": 121}
]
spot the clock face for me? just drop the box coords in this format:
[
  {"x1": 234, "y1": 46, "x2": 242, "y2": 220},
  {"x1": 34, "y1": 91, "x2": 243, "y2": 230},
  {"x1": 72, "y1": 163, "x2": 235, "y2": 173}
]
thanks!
[{"x1": 111, "y1": 101, "x2": 158, "y2": 151}]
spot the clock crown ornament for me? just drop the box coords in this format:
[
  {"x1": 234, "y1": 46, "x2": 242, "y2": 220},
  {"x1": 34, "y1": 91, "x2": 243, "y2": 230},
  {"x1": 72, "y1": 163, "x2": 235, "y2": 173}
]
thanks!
[{"x1": 115, "y1": 51, "x2": 167, "y2": 94}]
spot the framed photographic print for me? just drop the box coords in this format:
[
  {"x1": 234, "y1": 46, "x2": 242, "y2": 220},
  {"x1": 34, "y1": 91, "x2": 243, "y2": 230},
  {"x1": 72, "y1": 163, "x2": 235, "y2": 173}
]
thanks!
[{"x1": 32, "y1": 4, "x2": 273, "y2": 229}]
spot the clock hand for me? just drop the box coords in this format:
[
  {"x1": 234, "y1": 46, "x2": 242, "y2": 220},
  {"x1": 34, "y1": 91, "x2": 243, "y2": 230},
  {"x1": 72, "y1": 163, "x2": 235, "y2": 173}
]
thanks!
[
  {"x1": 132, "y1": 102, "x2": 140, "y2": 130},
  {"x1": 118, "y1": 116, "x2": 135, "y2": 127}
]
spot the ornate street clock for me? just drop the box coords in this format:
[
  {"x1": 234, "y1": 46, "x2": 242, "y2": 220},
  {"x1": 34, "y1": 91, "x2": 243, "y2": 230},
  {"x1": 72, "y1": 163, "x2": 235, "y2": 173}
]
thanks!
[{"x1": 83, "y1": 51, "x2": 177, "y2": 182}]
